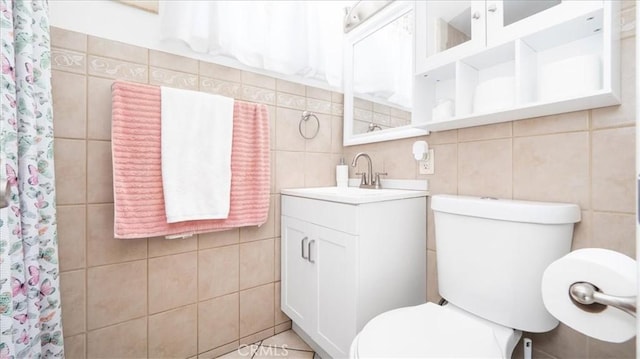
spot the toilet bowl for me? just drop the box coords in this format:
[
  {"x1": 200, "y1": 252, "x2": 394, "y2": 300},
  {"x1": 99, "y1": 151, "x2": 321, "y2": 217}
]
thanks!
[
  {"x1": 350, "y1": 302, "x2": 521, "y2": 358},
  {"x1": 350, "y1": 195, "x2": 580, "y2": 358}
]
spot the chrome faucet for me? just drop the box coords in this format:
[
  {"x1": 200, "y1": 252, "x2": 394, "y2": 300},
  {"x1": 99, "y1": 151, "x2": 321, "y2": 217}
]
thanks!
[{"x1": 351, "y1": 152, "x2": 386, "y2": 189}]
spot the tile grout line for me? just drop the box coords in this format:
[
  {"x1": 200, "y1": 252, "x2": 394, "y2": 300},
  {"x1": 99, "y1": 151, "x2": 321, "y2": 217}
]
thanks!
[
  {"x1": 251, "y1": 340, "x2": 262, "y2": 359},
  {"x1": 144, "y1": 49, "x2": 150, "y2": 358},
  {"x1": 82, "y1": 45, "x2": 89, "y2": 358}
]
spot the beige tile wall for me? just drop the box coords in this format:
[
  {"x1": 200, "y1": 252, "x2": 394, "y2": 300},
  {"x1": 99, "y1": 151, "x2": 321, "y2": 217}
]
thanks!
[
  {"x1": 52, "y1": 2, "x2": 635, "y2": 356},
  {"x1": 345, "y1": 3, "x2": 637, "y2": 357},
  {"x1": 51, "y1": 27, "x2": 344, "y2": 358}
]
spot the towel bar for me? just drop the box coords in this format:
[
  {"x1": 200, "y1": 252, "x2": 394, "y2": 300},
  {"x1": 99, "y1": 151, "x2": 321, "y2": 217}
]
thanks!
[{"x1": 299, "y1": 111, "x2": 320, "y2": 139}]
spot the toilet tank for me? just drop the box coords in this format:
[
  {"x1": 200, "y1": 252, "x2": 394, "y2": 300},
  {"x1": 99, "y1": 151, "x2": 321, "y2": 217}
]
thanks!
[{"x1": 431, "y1": 195, "x2": 580, "y2": 333}]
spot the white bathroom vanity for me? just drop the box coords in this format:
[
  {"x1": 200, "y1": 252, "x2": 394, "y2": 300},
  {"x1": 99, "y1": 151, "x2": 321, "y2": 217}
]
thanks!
[{"x1": 280, "y1": 187, "x2": 428, "y2": 358}]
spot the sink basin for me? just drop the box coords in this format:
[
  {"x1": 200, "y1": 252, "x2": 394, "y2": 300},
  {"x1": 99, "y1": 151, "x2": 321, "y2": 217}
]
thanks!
[{"x1": 281, "y1": 186, "x2": 429, "y2": 204}]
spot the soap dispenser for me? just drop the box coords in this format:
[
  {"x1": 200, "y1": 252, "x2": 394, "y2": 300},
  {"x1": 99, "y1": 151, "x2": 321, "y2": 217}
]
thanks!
[{"x1": 336, "y1": 157, "x2": 348, "y2": 188}]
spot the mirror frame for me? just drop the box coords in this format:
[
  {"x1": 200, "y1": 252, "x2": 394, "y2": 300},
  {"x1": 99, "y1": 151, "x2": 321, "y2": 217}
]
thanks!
[{"x1": 343, "y1": 1, "x2": 428, "y2": 146}]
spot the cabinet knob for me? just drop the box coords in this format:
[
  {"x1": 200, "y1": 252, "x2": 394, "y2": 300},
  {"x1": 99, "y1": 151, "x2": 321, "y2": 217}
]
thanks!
[
  {"x1": 472, "y1": 11, "x2": 481, "y2": 20},
  {"x1": 487, "y1": 3, "x2": 497, "y2": 12}
]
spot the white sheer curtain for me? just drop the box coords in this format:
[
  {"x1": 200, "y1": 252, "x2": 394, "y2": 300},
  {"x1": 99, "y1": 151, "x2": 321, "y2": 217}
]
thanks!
[{"x1": 160, "y1": 1, "x2": 349, "y2": 87}]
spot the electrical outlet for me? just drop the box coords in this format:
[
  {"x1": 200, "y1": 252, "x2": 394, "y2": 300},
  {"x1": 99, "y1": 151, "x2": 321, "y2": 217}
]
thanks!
[{"x1": 419, "y1": 149, "x2": 435, "y2": 175}]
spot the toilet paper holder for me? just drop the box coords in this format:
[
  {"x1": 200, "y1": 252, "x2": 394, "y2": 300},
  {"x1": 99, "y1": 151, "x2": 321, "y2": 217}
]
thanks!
[{"x1": 569, "y1": 282, "x2": 636, "y2": 317}]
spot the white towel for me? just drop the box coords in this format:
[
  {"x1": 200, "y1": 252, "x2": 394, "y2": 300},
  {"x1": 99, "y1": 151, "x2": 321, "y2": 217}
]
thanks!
[{"x1": 160, "y1": 86, "x2": 235, "y2": 223}]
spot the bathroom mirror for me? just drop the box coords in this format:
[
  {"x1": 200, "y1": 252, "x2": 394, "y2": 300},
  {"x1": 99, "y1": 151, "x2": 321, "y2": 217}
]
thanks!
[{"x1": 343, "y1": 1, "x2": 428, "y2": 146}]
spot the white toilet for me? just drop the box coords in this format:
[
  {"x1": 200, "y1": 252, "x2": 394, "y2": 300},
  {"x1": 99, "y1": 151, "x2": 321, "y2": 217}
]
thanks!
[{"x1": 350, "y1": 195, "x2": 581, "y2": 358}]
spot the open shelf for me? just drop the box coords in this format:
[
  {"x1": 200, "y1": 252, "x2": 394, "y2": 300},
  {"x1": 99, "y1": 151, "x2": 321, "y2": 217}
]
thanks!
[{"x1": 413, "y1": 5, "x2": 620, "y2": 132}]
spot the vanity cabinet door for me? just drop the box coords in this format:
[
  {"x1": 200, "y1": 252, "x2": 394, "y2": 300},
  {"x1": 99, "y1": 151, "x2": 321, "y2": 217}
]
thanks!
[
  {"x1": 281, "y1": 216, "x2": 316, "y2": 329},
  {"x1": 282, "y1": 214, "x2": 358, "y2": 359},
  {"x1": 486, "y1": 0, "x2": 603, "y2": 46},
  {"x1": 313, "y1": 225, "x2": 358, "y2": 359}
]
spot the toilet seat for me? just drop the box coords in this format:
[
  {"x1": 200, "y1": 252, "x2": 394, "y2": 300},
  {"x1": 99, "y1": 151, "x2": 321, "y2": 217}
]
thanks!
[{"x1": 352, "y1": 302, "x2": 521, "y2": 358}]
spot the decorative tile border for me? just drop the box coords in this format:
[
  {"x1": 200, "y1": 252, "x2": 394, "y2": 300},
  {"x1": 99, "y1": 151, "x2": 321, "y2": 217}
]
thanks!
[
  {"x1": 306, "y1": 98, "x2": 332, "y2": 115},
  {"x1": 88, "y1": 55, "x2": 147, "y2": 83},
  {"x1": 331, "y1": 103, "x2": 344, "y2": 116},
  {"x1": 199, "y1": 77, "x2": 241, "y2": 98},
  {"x1": 240, "y1": 85, "x2": 276, "y2": 105},
  {"x1": 354, "y1": 108, "x2": 373, "y2": 122},
  {"x1": 276, "y1": 92, "x2": 305, "y2": 110},
  {"x1": 51, "y1": 47, "x2": 86, "y2": 74},
  {"x1": 150, "y1": 67, "x2": 198, "y2": 90}
]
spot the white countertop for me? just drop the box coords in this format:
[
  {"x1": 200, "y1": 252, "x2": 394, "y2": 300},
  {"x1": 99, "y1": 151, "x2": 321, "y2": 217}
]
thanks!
[{"x1": 281, "y1": 185, "x2": 429, "y2": 205}]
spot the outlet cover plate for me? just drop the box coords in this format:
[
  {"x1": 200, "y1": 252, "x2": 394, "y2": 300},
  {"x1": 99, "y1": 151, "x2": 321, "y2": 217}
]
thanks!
[{"x1": 419, "y1": 149, "x2": 435, "y2": 175}]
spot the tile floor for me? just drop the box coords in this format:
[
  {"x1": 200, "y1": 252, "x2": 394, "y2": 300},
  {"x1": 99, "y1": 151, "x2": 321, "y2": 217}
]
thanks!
[{"x1": 218, "y1": 330, "x2": 319, "y2": 359}]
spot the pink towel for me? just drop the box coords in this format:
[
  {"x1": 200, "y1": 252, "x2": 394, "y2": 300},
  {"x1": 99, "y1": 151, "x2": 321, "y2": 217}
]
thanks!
[{"x1": 111, "y1": 81, "x2": 270, "y2": 239}]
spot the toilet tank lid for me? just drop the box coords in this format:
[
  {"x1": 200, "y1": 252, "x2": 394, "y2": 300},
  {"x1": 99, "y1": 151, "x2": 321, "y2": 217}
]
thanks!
[{"x1": 431, "y1": 195, "x2": 581, "y2": 224}]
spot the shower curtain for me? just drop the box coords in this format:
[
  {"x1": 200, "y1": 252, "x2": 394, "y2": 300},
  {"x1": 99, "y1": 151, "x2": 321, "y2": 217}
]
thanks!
[{"x1": 0, "y1": 0, "x2": 64, "y2": 357}]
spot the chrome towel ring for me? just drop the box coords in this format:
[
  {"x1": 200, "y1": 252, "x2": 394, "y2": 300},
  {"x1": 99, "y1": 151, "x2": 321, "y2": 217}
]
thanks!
[{"x1": 299, "y1": 111, "x2": 320, "y2": 139}]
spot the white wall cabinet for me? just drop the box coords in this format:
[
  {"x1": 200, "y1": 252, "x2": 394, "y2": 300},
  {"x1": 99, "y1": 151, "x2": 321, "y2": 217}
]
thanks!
[
  {"x1": 281, "y1": 193, "x2": 427, "y2": 358},
  {"x1": 414, "y1": 0, "x2": 620, "y2": 131}
]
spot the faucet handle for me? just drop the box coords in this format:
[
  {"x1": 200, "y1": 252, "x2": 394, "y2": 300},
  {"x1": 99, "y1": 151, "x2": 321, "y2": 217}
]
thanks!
[
  {"x1": 355, "y1": 172, "x2": 368, "y2": 185},
  {"x1": 374, "y1": 172, "x2": 387, "y2": 189}
]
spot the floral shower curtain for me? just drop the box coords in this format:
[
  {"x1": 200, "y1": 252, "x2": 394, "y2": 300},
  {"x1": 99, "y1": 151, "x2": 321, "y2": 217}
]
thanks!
[{"x1": 0, "y1": 0, "x2": 64, "y2": 357}]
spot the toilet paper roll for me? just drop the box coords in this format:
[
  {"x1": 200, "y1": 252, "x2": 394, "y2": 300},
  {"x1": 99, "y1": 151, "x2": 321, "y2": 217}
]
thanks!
[
  {"x1": 538, "y1": 54, "x2": 601, "y2": 102},
  {"x1": 541, "y1": 248, "x2": 636, "y2": 343},
  {"x1": 473, "y1": 76, "x2": 515, "y2": 113},
  {"x1": 431, "y1": 99, "x2": 454, "y2": 122}
]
